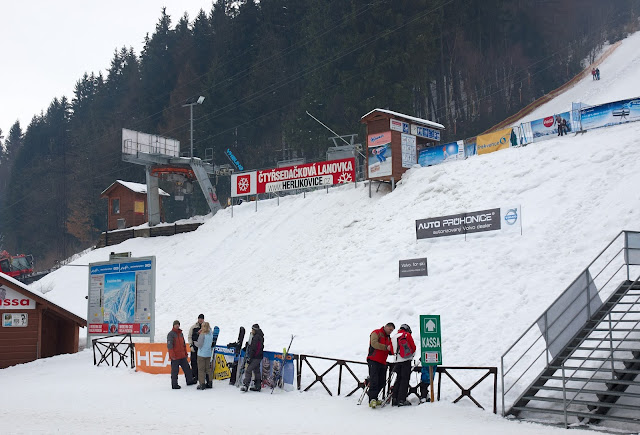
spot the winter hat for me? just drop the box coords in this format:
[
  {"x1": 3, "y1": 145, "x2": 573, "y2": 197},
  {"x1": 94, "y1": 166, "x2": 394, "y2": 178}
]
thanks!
[
  {"x1": 399, "y1": 324, "x2": 412, "y2": 334},
  {"x1": 173, "y1": 320, "x2": 180, "y2": 327},
  {"x1": 252, "y1": 323, "x2": 260, "y2": 330},
  {"x1": 198, "y1": 314, "x2": 205, "y2": 319}
]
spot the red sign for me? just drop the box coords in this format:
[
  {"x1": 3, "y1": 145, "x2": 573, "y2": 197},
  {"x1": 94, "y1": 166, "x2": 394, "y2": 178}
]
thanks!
[
  {"x1": 543, "y1": 116, "x2": 554, "y2": 128},
  {"x1": 88, "y1": 323, "x2": 109, "y2": 334},
  {"x1": 256, "y1": 158, "x2": 355, "y2": 194},
  {"x1": 88, "y1": 323, "x2": 143, "y2": 334}
]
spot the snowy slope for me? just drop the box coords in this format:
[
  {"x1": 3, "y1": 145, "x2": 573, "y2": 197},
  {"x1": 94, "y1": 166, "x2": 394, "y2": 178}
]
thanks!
[{"x1": 516, "y1": 31, "x2": 640, "y2": 124}]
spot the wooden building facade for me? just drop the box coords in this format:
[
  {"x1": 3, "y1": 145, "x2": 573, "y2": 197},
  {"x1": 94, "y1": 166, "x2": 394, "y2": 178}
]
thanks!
[
  {"x1": 0, "y1": 274, "x2": 86, "y2": 369},
  {"x1": 100, "y1": 180, "x2": 169, "y2": 230}
]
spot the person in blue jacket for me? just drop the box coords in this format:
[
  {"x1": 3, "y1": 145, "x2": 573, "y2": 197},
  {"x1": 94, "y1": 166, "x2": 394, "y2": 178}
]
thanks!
[{"x1": 195, "y1": 322, "x2": 214, "y2": 390}]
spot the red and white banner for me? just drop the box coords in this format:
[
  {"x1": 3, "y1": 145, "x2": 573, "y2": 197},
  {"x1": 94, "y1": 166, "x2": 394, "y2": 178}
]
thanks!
[{"x1": 231, "y1": 158, "x2": 356, "y2": 197}]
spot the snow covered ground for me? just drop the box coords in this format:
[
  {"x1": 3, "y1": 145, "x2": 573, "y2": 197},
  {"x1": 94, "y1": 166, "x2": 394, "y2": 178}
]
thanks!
[
  {"x1": 3, "y1": 29, "x2": 640, "y2": 435},
  {"x1": 516, "y1": 31, "x2": 640, "y2": 124}
]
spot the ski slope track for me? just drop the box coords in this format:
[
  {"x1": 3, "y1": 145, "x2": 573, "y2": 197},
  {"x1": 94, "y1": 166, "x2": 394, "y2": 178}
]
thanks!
[{"x1": 3, "y1": 31, "x2": 640, "y2": 435}]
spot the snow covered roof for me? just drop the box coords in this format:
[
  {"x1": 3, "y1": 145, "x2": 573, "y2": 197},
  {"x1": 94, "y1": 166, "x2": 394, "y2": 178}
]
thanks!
[
  {"x1": 101, "y1": 180, "x2": 170, "y2": 197},
  {"x1": 0, "y1": 273, "x2": 86, "y2": 325},
  {"x1": 360, "y1": 108, "x2": 445, "y2": 130}
]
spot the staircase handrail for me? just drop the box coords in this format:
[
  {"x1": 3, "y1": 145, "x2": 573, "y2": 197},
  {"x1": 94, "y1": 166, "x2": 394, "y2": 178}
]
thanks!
[
  {"x1": 501, "y1": 230, "x2": 640, "y2": 415},
  {"x1": 561, "y1": 274, "x2": 640, "y2": 413}
]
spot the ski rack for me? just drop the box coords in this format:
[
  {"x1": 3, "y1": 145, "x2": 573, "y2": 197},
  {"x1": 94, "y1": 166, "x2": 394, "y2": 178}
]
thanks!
[{"x1": 92, "y1": 333, "x2": 135, "y2": 368}]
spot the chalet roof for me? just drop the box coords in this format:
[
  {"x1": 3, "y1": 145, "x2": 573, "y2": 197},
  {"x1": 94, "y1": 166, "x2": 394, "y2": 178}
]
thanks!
[
  {"x1": 0, "y1": 273, "x2": 86, "y2": 326},
  {"x1": 100, "y1": 180, "x2": 170, "y2": 197},
  {"x1": 360, "y1": 108, "x2": 445, "y2": 130}
]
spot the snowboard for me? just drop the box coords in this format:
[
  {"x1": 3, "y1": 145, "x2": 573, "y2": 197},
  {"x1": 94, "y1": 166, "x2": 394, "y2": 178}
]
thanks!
[{"x1": 229, "y1": 327, "x2": 246, "y2": 386}]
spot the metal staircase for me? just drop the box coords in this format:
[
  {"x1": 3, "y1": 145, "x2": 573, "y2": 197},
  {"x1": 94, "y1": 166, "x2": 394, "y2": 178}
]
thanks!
[{"x1": 501, "y1": 231, "x2": 640, "y2": 431}]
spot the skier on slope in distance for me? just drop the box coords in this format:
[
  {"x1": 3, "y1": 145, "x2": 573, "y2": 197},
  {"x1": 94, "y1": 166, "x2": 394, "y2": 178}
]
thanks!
[
  {"x1": 367, "y1": 322, "x2": 395, "y2": 408},
  {"x1": 241, "y1": 324, "x2": 265, "y2": 392}
]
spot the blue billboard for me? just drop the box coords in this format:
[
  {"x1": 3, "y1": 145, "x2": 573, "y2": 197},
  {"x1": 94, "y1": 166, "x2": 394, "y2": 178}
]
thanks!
[
  {"x1": 580, "y1": 97, "x2": 640, "y2": 130},
  {"x1": 530, "y1": 112, "x2": 571, "y2": 140},
  {"x1": 418, "y1": 142, "x2": 462, "y2": 167}
]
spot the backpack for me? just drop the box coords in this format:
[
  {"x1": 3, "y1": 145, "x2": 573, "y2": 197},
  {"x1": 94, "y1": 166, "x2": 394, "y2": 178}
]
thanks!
[{"x1": 397, "y1": 333, "x2": 414, "y2": 358}]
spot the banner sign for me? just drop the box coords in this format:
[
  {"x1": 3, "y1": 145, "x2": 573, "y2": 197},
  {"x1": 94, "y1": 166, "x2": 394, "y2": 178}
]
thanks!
[
  {"x1": 580, "y1": 97, "x2": 640, "y2": 130},
  {"x1": 476, "y1": 127, "x2": 516, "y2": 155},
  {"x1": 530, "y1": 112, "x2": 571, "y2": 141},
  {"x1": 212, "y1": 347, "x2": 233, "y2": 380},
  {"x1": 399, "y1": 258, "x2": 428, "y2": 278},
  {"x1": 368, "y1": 132, "x2": 392, "y2": 178},
  {"x1": 416, "y1": 206, "x2": 521, "y2": 240},
  {"x1": 390, "y1": 119, "x2": 410, "y2": 134},
  {"x1": 420, "y1": 315, "x2": 442, "y2": 365},
  {"x1": 87, "y1": 256, "x2": 156, "y2": 339},
  {"x1": 464, "y1": 142, "x2": 476, "y2": 157},
  {"x1": 225, "y1": 148, "x2": 244, "y2": 171},
  {"x1": 3, "y1": 312, "x2": 28, "y2": 327},
  {"x1": 237, "y1": 348, "x2": 296, "y2": 391},
  {"x1": 231, "y1": 158, "x2": 355, "y2": 197},
  {"x1": 0, "y1": 285, "x2": 35, "y2": 309},
  {"x1": 418, "y1": 141, "x2": 464, "y2": 167},
  {"x1": 135, "y1": 343, "x2": 235, "y2": 375},
  {"x1": 401, "y1": 133, "x2": 417, "y2": 168},
  {"x1": 411, "y1": 124, "x2": 441, "y2": 141}
]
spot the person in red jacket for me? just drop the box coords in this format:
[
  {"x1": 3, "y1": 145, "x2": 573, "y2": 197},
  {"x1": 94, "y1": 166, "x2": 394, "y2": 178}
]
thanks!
[
  {"x1": 167, "y1": 320, "x2": 195, "y2": 389},
  {"x1": 367, "y1": 322, "x2": 395, "y2": 407},
  {"x1": 390, "y1": 324, "x2": 417, "y2": 406}
]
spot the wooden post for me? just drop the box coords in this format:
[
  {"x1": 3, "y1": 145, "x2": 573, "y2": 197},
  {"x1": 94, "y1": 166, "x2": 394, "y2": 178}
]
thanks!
[{"x1": 429, "y1": 366, "x2": 434, "y2": 403}]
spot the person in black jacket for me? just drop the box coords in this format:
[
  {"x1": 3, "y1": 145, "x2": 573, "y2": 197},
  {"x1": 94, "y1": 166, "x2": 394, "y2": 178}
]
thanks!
[
  {"x1": 188, "y1": 314, "x2": 205, "y2": 383},
  {"x1": 241, "y1": 324, "x2": 264, "y2": 392}
]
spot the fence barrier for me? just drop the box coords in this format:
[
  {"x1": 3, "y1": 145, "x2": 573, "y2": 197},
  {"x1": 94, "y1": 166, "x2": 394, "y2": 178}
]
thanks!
[{"x1": 92, "y1": 333, "x2": 135, "y2": 368}]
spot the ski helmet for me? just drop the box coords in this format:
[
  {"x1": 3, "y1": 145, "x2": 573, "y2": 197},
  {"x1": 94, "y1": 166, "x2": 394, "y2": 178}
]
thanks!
[{"x1": 399, "y1": 324, "x2": 412, "y2": 333}]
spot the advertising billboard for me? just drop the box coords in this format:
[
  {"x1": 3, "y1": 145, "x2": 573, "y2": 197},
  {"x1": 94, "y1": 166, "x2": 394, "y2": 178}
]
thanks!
[
  {"x1": 401, "y1": 133, "x2": 417, "y2": 168},
  {"x1": 476, "y1": 127, "x2": 516, "y2": 155},
  {"x1": 416, "y1": 206, "x2": 521, "y2": 240},
  {"x1": 87, "y1": 256, "x2": 156, "y2": 340},
  {"x1": 580, "y1": 97, "x2": 640, "y2": 130},
  {"x1": 230, "y1": 158, "x2": 356, "y2": 197},
  {"x1": 367, "y1": 132, "x2": 392, "y2": 178},
  {"x1": 418, "y1": 141, "x2": 464, "y2": 167},
  {"x1": 530, "y1": 112, "x2": 572, "y2": 141},
  {"x1": 122, "y1": 128, "x2": 179, "y2": 157}
]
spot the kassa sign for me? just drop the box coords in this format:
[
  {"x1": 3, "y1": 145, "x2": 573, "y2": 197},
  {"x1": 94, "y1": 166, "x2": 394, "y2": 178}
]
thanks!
[
  {"x1": 230, "y1": 158, "x2": 355, "y2": 197},
  {"x1": 0, "y1": 285, "x2": 35, "y2": 309}
]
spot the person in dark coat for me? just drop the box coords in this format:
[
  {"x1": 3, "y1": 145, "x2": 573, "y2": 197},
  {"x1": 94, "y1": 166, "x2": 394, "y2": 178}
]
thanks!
[
  {"x1": 367, "y1": 322, "x2": 395, "y2": 408},
  {"x1": 241, "y1": 324, "x2": 264, "y2": 392},
  {"x1": 596, "y1": 68, "x2": 600, "y2": 80},
  {"x1": 167, "y1": 320, "x2": 195, "y2": 389}
]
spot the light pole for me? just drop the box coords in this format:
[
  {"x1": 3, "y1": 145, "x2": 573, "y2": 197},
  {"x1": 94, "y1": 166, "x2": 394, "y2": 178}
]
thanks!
[{"x1": 183, "y1": 96, "x2": 205, "y2": 158}]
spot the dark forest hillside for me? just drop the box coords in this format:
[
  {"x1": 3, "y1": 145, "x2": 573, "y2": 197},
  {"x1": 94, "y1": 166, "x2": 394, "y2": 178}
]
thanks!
[{"x1": 0, "y1": 0, "x2": 638, "y2": 268}]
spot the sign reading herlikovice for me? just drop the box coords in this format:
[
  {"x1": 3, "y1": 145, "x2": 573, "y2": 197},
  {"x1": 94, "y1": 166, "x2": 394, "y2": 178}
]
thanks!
[
  {"x1": 420, "y1": 315, "x2": 442, "y2": 365},
  {"x1": 87, "y1": 256, "x2": 156, "y2": 342},
  {"x1": 230, "y1": 158, "x2": 355, "y2": 197},
  {"x1": 416, "y1": 206, "x2": 521, "y2": 240}
]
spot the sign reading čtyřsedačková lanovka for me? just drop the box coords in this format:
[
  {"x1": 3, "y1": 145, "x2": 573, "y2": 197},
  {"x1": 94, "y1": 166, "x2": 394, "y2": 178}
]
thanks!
[
  {"x1": 416, "y1": 206, "x2": 521, "y2": 240},
  {"x1": 231, "y1": 158, "x2": 355, "y2": 197}
]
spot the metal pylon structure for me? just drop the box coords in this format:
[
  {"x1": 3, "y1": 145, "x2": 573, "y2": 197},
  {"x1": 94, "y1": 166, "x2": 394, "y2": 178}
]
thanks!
[{"x1": 121, "y1": 129, "x2": 226, "y2": 225}]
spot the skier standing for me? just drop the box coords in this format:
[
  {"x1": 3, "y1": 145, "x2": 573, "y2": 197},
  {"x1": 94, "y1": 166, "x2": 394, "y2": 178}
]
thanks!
[
  {"x1": 367, "y1": 322, "x2": 395, "y2": 408},
  {"x1": 241, "y1": 324, "x2": 264, "y2": 392},
  {"x1": 591, "y1": 68, "x2": 596, "y2": 80},
  {"x1": 167, "y1": 320, "x2": 195, "y2": 389},
  {"x1": 194, "y1": 322, "x2": 214, "y2": 390},
  {"x1": 188, "y1": 314, "x2": 205, "y2": 383},
  {"x1": 389, "y1": 324, "x2": 417, "y2": 407},
  {"x1": 596, "y1": 68, "x2": 600, "y2": 80}
]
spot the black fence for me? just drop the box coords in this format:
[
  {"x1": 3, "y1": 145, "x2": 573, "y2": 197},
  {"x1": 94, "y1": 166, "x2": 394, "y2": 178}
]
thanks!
[
  {"x1": 296, "y1": 354, "x2": 497, "y2": 413},
  {"x1": 92, "y1": 334, "x2": 135, "y2": 368}
]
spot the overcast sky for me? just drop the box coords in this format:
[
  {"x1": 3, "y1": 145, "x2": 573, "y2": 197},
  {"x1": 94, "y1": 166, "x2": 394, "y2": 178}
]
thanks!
[{"x1": 0, "y1": 1, "x2": 214, "y2": 136}]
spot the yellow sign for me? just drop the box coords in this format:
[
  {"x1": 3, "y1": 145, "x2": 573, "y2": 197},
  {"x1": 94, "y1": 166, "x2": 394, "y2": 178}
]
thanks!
[
  {"x1": 476, "y1": 127, "x2": 514, "y2": 155},
  {"x1": 213, "y1": 353, "x2": 231, "y2": 380},
  {"x1": 134, "y1": 200, "x2": 145, "y2": 214}
]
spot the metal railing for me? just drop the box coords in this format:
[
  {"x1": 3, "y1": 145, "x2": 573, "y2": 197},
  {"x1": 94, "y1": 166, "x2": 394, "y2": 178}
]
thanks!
[
  {"x1": 92, "y1": 334, "x2": 135, "y2": 368},
  {"x1": 501, "y1": 230, "x2": 640, "y2": 416}
]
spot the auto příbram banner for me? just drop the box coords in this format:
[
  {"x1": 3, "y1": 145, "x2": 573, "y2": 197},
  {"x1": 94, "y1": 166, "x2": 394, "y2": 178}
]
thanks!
[
  {"x1": 580, "y1": 97, "x2": 640, "y2": 130},
  {"x1": 530, "y1": 111, "x2": 572, "y2": 141},
  {"x1": 416, "y1": 206, "x2": 521, "y2": 240}
]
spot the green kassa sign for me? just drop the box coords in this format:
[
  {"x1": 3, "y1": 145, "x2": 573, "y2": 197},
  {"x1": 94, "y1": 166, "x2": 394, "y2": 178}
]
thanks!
[{"x1": 420, "y1": 315, "x2": 442, "y2": 365}]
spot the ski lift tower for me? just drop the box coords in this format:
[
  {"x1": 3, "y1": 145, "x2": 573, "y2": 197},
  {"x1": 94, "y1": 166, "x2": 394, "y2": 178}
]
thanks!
[{"x1": 121, "y1": 128, "x2": 228, "y2": 226}]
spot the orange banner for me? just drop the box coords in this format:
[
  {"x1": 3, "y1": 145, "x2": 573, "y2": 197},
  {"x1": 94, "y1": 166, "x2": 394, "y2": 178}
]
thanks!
[
  {"x1": 134, "y1": 343, "x2": 192, "y2": 374},
  {"x1": 476, "y1": 127, "x2": 515, "y2": 155}
]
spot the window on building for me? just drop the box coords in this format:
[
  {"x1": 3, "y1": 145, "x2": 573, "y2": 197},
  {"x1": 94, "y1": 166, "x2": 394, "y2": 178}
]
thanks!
[{"x1": 112, "y1": 198, "x2": 120, "y2": 214}]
